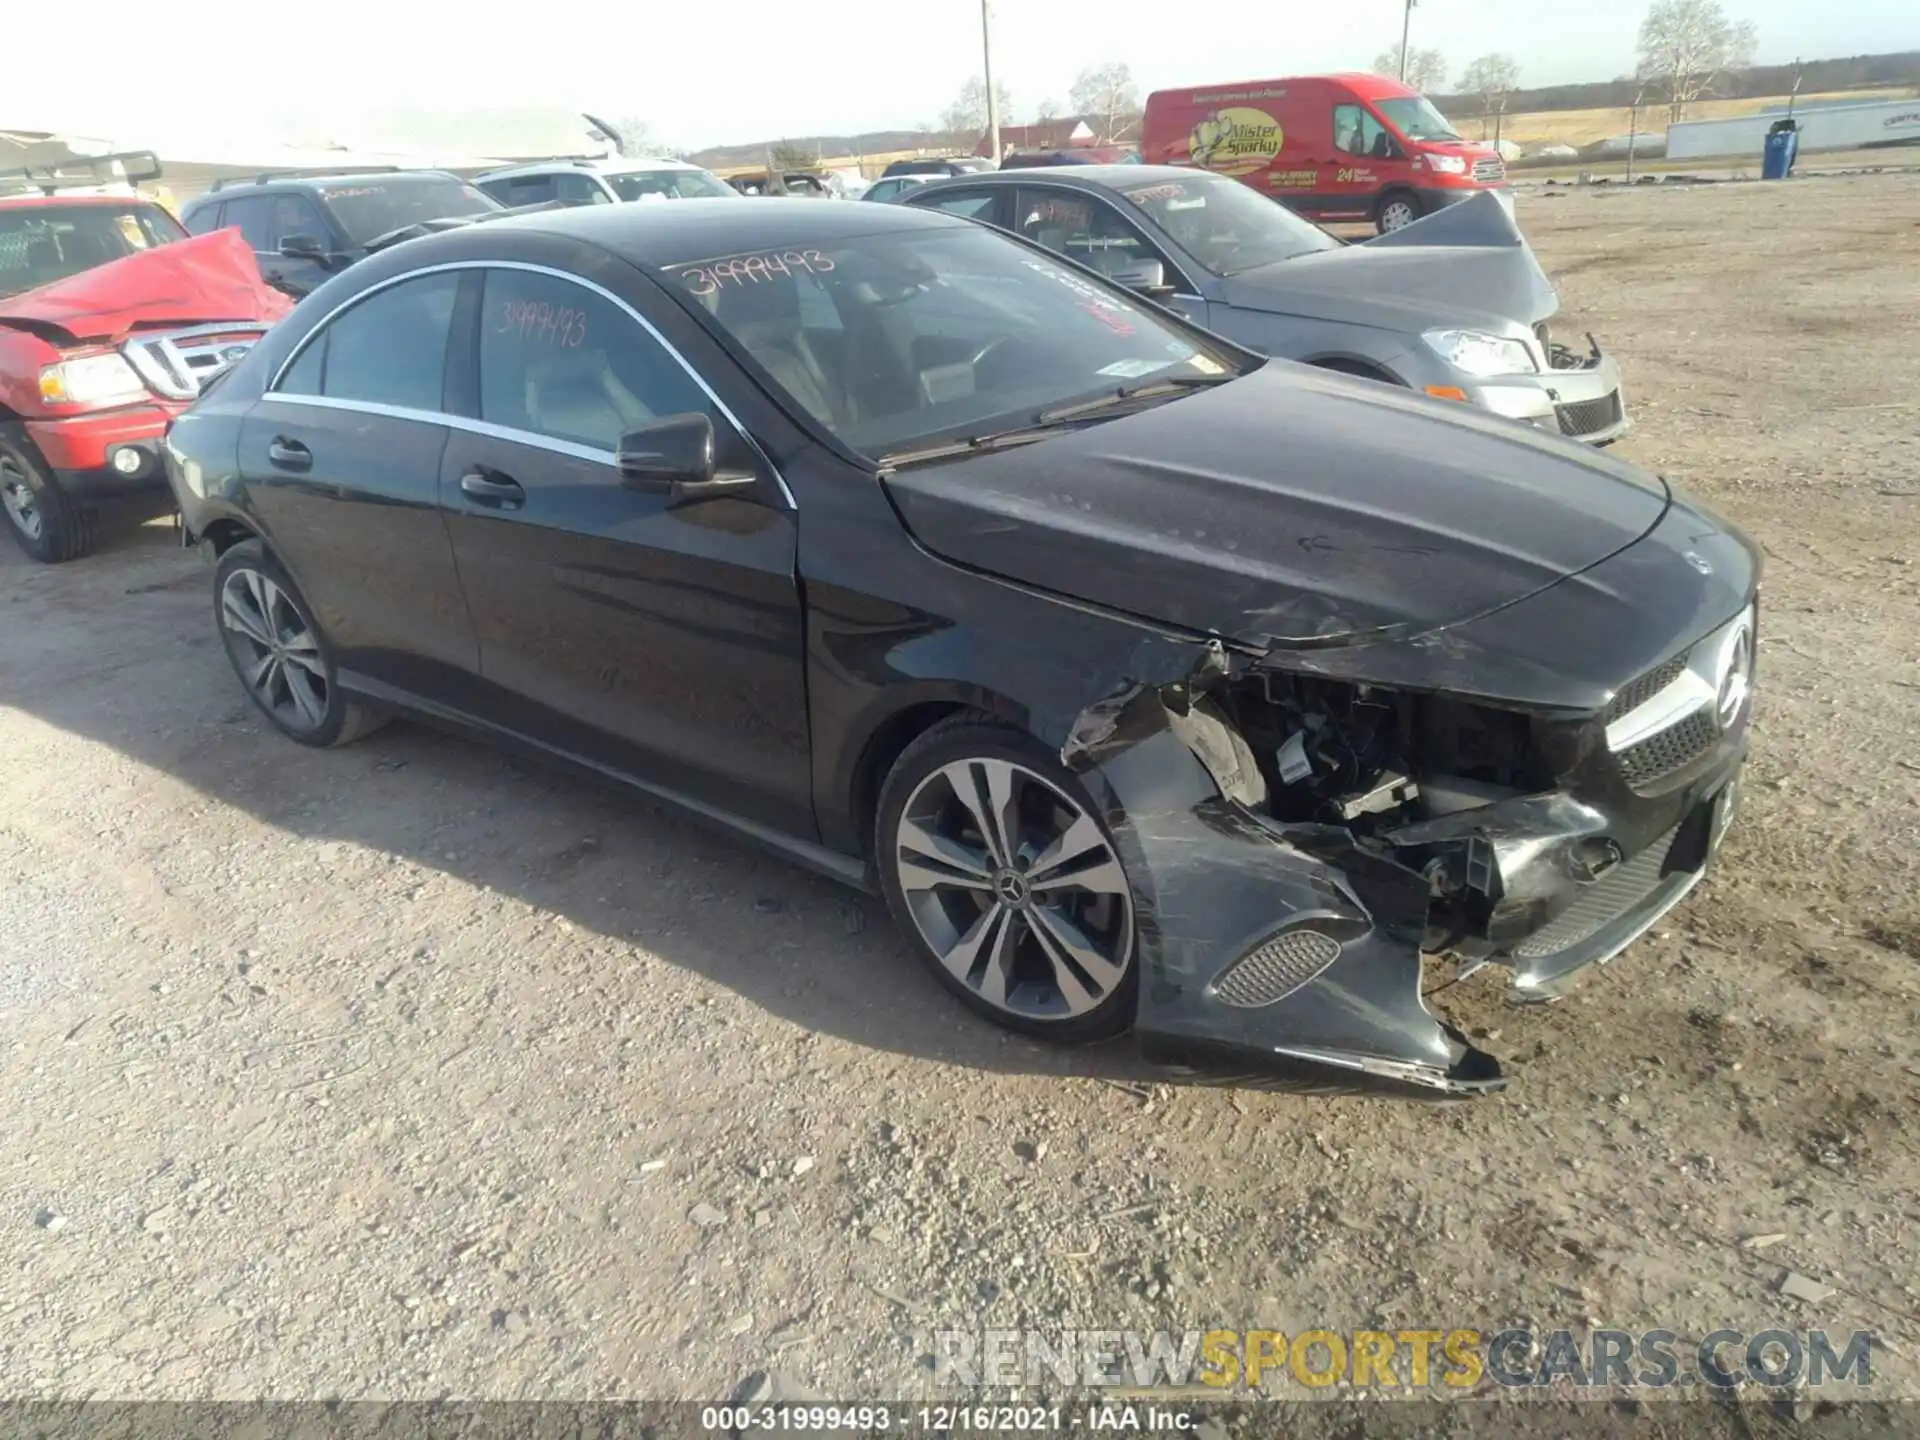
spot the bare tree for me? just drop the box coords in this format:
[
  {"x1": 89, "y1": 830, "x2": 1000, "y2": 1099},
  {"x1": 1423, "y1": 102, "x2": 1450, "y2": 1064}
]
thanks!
[
  {"x1": 940, "y1": 76, "x2": 1016, "y2": 148},
  {"x1": 1458, "y1": 54, "x2": 1521, "y2": 138},
  {"x1": 607, "y1": 117, "x2": 659, "y2": 158},
  {"x1": 1070, "y1": 62, "x2": 1142, "y2": 143},
  {"x1": 769, "y1": 142, "x2": 815, "y2": 172},
  {"x1": 1636, "y1": 0, "x2": 1758, "y2": 123},
  {"x1": 1034, "y1": 97, "x2": 1063, "y2": 125},
  {"x1": 1372, "y1": 45, "x2": 1449, "y2": 93}
]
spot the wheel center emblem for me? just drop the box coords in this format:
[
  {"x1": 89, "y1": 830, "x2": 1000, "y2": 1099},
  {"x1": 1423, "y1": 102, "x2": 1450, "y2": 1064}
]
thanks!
[{"x1": 993, "y1": 869, "x2": 1031, "y2": 908}]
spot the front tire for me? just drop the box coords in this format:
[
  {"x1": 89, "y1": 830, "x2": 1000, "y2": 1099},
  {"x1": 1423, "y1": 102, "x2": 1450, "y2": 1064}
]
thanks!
[
  {"x1": 875, "y1": 718, "x2": 1139, "y2": 1043},
  {"x1": 0, "y1": 424, "x2": 97, "y2": 564},
  {"x1": 213, "y1": 540, "x2": 384, "y2": 748},
  {"x1": 1375, "y1": 189, "x2": 1423, "y2": 234}
]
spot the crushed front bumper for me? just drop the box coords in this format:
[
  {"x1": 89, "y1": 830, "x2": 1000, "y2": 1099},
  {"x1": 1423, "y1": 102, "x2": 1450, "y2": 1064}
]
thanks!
[
  {"x1": 1470, "y1": 340, "x2": 1628, "y2": 445},
  {"x1": 1064, "y1": 652, "x2": 1747, "y2": 1097}
]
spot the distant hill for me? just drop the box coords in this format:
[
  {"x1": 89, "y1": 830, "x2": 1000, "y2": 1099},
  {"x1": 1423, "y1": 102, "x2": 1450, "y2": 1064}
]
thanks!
[
  {"x1": 690, "y1": 129, "x2": 953, "y2": 169},
  {"x1": 1431, "y1": 50, "x2": 1920, "y2": 121},
  {"x1": 688, "y1": 50, "x2": 1920, "y2": 165}
]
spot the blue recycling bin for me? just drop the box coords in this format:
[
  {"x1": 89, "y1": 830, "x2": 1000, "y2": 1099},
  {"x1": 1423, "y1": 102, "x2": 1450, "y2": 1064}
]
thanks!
[{"x1": 1762, "y1": 119, "x2": 1800, "y2": 180}]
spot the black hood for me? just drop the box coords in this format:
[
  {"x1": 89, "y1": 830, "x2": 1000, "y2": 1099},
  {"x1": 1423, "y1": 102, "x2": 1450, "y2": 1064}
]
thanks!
[
  {"x1": 1217, "y1": 192, "x2": 1559, "y2": 330},
  {"x1": 882, "y1": 362, "x2": 1669, "y2": 650}
]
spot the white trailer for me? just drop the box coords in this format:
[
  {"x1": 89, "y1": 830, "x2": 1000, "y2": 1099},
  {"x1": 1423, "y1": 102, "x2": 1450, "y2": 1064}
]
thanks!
[{"x1": 1666, "y1": 98, "x2": 1920, "y2": 161}]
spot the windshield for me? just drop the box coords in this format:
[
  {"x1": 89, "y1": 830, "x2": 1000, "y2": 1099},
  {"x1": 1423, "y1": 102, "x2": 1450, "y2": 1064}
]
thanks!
[
  {"x1": 0, "y1": 202, "x2": 185, "y2": 298},
  {"x1": 667, "y1": 226, "x2": 1244, "y2": 458},
  {"x1": 609, "y1": 168, "x2": 736, "y2": 201},
  {"x1": 1119, "y1": 173, "x2": 1340, "y2": 275},
  {"x1": 1374, "y1": 96, "x2": 1462, "y2": 142},
  {"x1": 316, "y1": 177, "x2": 499, "y2": 244}
]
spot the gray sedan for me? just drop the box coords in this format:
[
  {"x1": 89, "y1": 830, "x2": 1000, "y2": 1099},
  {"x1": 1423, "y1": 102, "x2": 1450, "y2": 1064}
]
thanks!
[{"x1": 903, "y1": 164, "x2": 1627, "y2": 444}]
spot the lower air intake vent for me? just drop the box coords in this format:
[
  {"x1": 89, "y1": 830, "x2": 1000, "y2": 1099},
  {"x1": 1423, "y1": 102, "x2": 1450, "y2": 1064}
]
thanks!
[{"x1": 1211, "y1": 928, "x2": 1343, "y2": 1008}]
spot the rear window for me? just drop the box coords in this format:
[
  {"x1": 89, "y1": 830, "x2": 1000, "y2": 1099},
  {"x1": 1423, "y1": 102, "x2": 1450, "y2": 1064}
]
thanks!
[
  {"x1": 607, "y1": 168, "x2": 736, "y2": 202},
  {"x1": 315, "y1": 177, "x2": 499, "y2": 245},
  {"x1": 0, "y1": 202, "x2": 185, "y2": 298}
]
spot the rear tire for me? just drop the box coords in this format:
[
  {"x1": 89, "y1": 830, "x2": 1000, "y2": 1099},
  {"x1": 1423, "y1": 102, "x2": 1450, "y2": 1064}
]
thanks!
[
  {"x1": 213, "y1": 539, "x2": 386, "y2": 748},
  {"x1": 1375, "y1": 190, "x2": 1424, "y2": 234},
  {"x1": 875, "y1": 716, "x2": 1139, "y2": 1044},
  {"x1": 0, "y1": 424, "x2": 97, "y2": 564}
]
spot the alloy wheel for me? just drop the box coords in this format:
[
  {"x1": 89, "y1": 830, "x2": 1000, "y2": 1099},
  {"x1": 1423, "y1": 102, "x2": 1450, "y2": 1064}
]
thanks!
[
  {"x1": 0, "y1": 457, "x2": 41, "y2": 541},
  {"x1": 1379, "y1": 200, "x2": 1419, "y2": 233},
  {"x1": 894, "y1": 757, "x2": 1134, "y2": 1022},
  {"x1": 219, "y1": 567, "x2": 330, "y2": 733}
]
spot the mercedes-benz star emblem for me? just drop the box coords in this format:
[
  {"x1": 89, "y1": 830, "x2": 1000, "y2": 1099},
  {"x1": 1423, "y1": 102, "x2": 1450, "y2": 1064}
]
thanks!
[
  {"x1": 1715, "y1": 625, "x2": 1753, "y2": 729},
  {"x1": 1685, "y1": 551, "x2": 1714, "y2": 576}
]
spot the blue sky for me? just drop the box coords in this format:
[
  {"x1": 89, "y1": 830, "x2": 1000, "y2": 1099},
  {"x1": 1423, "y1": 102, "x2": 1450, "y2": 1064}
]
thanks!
[{"x1": 6, "y1": 0, "x2": 1914, "y2": 151}]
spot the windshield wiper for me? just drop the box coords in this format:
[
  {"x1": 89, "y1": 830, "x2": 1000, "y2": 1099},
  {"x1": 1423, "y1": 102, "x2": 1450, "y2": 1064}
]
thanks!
[
  {"x1": 1034, "y1": 371, "x2": 1232, "y2": 425},
  {"x1": 878, "y1": 372, "x2": 1234, "y2": 469}
]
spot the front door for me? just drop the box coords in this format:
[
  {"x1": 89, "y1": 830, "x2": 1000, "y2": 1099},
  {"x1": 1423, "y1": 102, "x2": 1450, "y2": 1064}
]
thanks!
[{"x1": 439, "y1": 264, "x2": 814, "y2": 837}]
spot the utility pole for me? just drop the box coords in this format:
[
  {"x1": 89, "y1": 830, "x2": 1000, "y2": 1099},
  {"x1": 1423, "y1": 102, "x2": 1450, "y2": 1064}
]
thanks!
[
  {"x1": 981, "y1": 0, "x2": 1002, "y2": 163},
  {"x1": 1398, "y1": 0, "x2": 1417, "y2": 83}
]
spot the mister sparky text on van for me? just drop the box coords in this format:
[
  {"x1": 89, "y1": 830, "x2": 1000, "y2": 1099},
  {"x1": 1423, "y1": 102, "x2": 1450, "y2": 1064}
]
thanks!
[{"x1": 1141, "y1": 73, "x2": 1510, "y2": 234}]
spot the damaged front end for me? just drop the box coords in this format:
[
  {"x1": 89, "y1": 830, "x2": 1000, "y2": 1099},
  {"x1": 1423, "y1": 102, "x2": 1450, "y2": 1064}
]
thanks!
[{"x1": 1062, "y1": 609, "x2": 1754, "y2": 1096}]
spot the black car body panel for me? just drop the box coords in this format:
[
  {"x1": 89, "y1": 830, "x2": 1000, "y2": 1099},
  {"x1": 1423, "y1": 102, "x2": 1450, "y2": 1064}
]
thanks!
[
  {"x1": 164, "y1": 200, "x2": 1760, "y2": 1095},
  {"x1": 883, "y1": 362, "x2": 1665, "y2": 649}
]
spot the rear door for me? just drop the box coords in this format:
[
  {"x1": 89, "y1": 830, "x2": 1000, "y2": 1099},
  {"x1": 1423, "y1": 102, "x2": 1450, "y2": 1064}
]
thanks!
[
  {"x1": 238, "y1": 270, "x2": 479, "y2": 698},
  {"x1": 437, "y1": 263, "x2": 813, "y2": 836}
]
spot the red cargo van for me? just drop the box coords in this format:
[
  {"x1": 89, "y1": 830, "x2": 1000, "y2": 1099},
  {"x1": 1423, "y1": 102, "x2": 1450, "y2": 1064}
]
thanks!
[{"x1": 1140, "y1": 73, "x2": 1509, "y2": 233}]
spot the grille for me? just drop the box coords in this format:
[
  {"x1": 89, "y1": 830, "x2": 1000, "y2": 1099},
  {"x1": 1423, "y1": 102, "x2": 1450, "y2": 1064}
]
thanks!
[
  {"x1": 1513, "y1": 825, "x2": 1680, "y2": 959},
  {"x1": 1604, "y1": 655, "x2": 1688, "y2": 724},
  {"x1": 1617, "y1": 708, "x2": 1718, "y2": 789},
  {"x1": 1556, "y1": 392, "x2": 1623, "y2": 437},
  {"x1": 1211, "y1": 928, "x2": 1343, "y2": 1008},
  {"x1": 121, "y1": 324, "x2": 268, "y2": 401},
  {"x1": 1473, "y1": 158, "x2": 1507, "y2": 183}
]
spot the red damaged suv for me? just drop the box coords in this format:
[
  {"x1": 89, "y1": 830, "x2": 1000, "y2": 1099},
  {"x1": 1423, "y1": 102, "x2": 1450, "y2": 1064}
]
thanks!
[{"x1": 0, "y1": 152, "x2": 289, "y2": 562}]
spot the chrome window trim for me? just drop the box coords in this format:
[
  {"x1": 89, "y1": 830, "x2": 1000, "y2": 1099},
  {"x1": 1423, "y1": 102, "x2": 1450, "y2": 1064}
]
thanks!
[{"x1": 264, "y1": 258, "x2": 795, "y2": 508}]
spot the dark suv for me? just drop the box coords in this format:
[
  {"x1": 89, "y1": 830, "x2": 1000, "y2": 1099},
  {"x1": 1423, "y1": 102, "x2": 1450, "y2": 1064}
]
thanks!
[{"x1": 179, "y1": 170, "x2": 502, "y2": 298}]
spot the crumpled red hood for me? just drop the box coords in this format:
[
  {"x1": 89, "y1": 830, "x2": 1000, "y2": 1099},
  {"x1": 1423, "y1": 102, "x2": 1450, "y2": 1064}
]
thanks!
[{"x1": 0, "y1": 229, "x2": 291, "y2": 344}]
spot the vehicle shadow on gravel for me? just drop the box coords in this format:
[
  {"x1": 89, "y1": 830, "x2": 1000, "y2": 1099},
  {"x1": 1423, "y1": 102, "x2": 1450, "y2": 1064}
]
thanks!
[{"x1": 2, "y1": 529, "x2": 1195, "y2": 1089}]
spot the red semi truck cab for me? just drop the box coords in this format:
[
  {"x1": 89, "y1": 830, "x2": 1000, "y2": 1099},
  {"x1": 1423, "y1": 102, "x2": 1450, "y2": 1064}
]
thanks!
[
  {"x1": 0, "y1": 153, "x2": 289, "y2": 562},
  {"x1": 1141, "y1": 73, "x2": 1510, "y2": 234}
]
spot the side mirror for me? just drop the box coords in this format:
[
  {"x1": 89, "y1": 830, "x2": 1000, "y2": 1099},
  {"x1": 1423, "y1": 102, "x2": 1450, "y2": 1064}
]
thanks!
[
  {"x1": 617, "y1": 413, "x2": 755, "y2": 500},
  {"x1": 278, "y1": 234, "x2": 327, "y2": 261},
  {"x1": 1110, "y1": 259, "x2": 1173, "y2": 298}
]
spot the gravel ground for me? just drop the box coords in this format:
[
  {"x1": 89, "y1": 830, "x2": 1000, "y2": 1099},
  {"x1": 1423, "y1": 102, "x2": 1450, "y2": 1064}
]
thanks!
[{"x1": 1, "y1": 172, "x2": 1917, "y2": 1411}]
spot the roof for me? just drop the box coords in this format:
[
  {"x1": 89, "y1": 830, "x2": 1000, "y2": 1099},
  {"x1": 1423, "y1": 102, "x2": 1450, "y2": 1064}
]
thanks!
[
  {"x1": 477, "y1": 157, "x2": 709, "y2": 182},
  {"x1": 915, "y1": 163, "x2": 1190, "y2": 192},
  {"x1": 421, "y1": 194, "x2": 967, "y2": 269},
  {"x1": 183, "y1": 170, "x2": 464, "y2": 205},
  {"x1": 971, "y1": 118, "x2": 1097, "y2": 157},
  {"x1": 0, "y1": 192, "x2": 166, "y2": 209}
]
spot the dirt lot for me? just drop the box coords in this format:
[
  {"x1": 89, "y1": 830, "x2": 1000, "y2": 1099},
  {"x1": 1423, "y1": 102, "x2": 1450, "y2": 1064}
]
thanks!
[{"x1": 2, "y1": 173, "x2": 1918, "y2": 1412}]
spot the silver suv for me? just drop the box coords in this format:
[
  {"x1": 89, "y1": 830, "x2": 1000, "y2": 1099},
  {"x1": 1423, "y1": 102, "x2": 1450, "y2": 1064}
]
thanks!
[{"x1": 474, "y1": 157, "x2": 740, "y2": 208}]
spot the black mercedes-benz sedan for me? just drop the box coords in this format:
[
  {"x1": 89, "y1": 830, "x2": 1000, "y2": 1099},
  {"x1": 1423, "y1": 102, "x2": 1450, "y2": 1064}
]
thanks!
[{"x1": 162, "y1": 198, "x2": 1759, "y2": 1094}]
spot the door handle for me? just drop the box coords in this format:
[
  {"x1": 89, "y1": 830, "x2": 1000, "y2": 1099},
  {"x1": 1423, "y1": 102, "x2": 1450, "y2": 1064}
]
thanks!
[
  {"x1": 459, "y1": 468, "x2": 525, "y2": 507},
  {"x1": 267, "y1": 437, "x2": 311, "y2": 471}
]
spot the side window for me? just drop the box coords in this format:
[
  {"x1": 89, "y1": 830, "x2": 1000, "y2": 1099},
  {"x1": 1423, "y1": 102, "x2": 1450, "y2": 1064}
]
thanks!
[
  {"x1": 555, "y1": 174, "x2": 610, "y2": 206},
  {"x1": 220, "y1": 196, "x2": 274, "y2": 252},
  {"x1": 183, "y1": 203, "x2": 225, "y2": 237},
  {"x1": 489, "y1": 174, "x2": 558, "y2": 208},
  {"x1": 1015, "y1": 189, "x2": 1171, "y2": 281},
  {"x1": 276, "y1": 271, "x2": 459, "y2": 411},
  {"x1": 479, "y1": 268, "x2": 711, "y2": 452},
  {"x1": 919, "y1": 189, "x2": 1000, "y2": 222},
  {"x1": 1334, "y1": 104, "x2": 1392, "y2": 158},
  {"x1": 269, "y1": 194, "x2": 328, "y2": 248}
]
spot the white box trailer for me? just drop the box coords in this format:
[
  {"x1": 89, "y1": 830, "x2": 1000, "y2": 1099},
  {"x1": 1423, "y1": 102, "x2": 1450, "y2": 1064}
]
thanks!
[{"x1": 1666, "y1": 98, "x2": 1920, "y2": 161}]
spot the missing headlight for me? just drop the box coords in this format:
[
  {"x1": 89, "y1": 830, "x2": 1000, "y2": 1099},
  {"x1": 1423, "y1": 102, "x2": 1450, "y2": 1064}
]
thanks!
[{"x1": 1219, "y1": 672, "x2": 1554, "y2": 831}]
